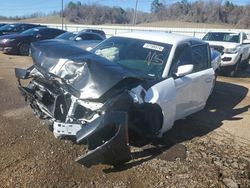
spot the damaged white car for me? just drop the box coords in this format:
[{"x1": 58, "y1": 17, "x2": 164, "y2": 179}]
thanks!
[{"x1": 15, "y1": 32, "x2": 218, "y2": 167}]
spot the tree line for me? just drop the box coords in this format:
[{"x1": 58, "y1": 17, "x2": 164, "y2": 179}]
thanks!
[
  {"x1": 0, "y1": 0, "x2": 249, "y2": 28},
  {"x1": 150, "y1": 0, "x2": 250, "y2": 28},
  {"x1": 63, "y1": 0, "x2": 249, "y2": 28}
]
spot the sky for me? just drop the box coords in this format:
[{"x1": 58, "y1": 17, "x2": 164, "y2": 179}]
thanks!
[{"x1": 0, "y1": 0, "x2": 249, "y2": 17}]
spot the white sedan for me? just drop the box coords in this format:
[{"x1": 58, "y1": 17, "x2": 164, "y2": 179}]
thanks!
[{"x1": 15, "y1": 32, "x2": 217, "y2": 167}]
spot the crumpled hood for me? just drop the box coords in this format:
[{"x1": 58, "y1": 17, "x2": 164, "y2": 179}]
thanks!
[
  {"x1": 43, "y1": 38, "x2": 71, "y2": 43},
  {"x1": 30, "y1": 40, "x2": 144, "y2": 99},
  {"x1": 41, "y1": 38, "x2": 101, "y2": 50}
]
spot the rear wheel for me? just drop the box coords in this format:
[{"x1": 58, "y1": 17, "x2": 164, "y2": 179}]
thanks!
[
  {"x1": 241, "y1": 56, "x2": 250, "y2": 70},
  {"x1": 229, "y1": 57, "x2": 241, "y2": 77},
  {"x1": 208, "y1": 72, "x2": 217, "y2": 98},
  {"x1": 19, "y1": 43, "x2": 30, "y2": 56}
]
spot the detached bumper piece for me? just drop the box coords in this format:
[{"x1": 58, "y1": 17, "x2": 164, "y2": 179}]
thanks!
[
  {"x1": 15, "y1": 67, "x2": 31, "y2": 80},
  {"x1": 75, "y1": 111, "x2": 131, "y2": 167}
]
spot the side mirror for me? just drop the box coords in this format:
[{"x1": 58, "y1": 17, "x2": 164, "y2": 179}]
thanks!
[
  {"x1": 36, "y1": 34, "x2": 42, "y2": 39},
  {"x1": 75, "y1": 37, "x2": 82, "y2": 41},
  {"x1": 175, "y1": 64, "x2": 194, "y2": 77},
  {"x1": 243, "y1": 39, "x2": 250, "y2": 44}
]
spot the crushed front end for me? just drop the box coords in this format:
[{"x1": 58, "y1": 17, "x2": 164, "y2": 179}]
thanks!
[
  {"x1": 16, "y1": 64, "x2": 134, "y2": 167},
  {"x1": 15, "y1": 41, "x2": 150, "y2": 167}
]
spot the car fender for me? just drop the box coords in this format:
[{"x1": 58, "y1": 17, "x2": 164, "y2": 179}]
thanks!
[{"x1": 144, "y1": 77, "x2": 176, "y2": 135}]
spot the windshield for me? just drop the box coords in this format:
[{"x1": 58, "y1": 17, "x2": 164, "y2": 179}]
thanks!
[
  {"x1": 0, "y1": 24, "x2": 17, "y2": 31},
  {"x1": 91, "y1": 37, "x2": 172, "y2": 79},
  {"x1": 21, "y1": 28, "x2": 40, "y2": 35},
  {"x1": 56, "y1": 32, "x2": 77, "y2": 40},
  {"x1": 203, "y1": 32, "x2": 240, "y2": 43}
]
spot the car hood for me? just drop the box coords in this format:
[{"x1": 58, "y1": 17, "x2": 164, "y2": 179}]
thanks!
[
  {"x1": 31, "y1": 40, "x2": 146, "y2": 100},
  {"x1": 205, "y1": 41, "x2": 239, "y2": 48}
]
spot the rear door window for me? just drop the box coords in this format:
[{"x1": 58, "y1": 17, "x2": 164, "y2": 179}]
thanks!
[{"x1": 169, "y1": 43, "x2": 210, "y2": 77}]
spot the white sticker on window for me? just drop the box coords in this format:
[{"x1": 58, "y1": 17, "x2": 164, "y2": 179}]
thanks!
[
  {"x1": 143, "y1": 43, "x2": 164, "y2": 52},
  {"x1": 229, "y1": 33, "x2": 239, "y2": 36}
]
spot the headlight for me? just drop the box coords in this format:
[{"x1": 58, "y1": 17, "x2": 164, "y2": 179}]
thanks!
[
  {"x1": 50, "y1": 58, "x2": 88, "y2": 83},
  {"x1": 2, "y1": 38, "x2": 15, "y2": 43},
  {"x1": 223, "y1": 46, "x2": 240, "y2": 54}
]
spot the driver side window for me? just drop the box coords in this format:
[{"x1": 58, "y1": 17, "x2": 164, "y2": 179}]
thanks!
[
  {"x1": 169, "y1": 43, "x2": 209, "y2": 78},
  {"x1": 169, "y1": 44, "x2": 192, "y2": 77}
]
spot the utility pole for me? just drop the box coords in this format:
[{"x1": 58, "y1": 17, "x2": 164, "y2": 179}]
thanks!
[
  {"x1": 132, "y1": 0, "x2": 138, "y2": 25},
  {"x1": 61, "y1": 0, "x2": 64, "y2": 30}
]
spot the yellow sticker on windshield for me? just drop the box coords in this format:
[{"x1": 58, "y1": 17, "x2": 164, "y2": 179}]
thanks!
[{"x1": 143, "y1": 43, "x2": 164, "y2": 52}]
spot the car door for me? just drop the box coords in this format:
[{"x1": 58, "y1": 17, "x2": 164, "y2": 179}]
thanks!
[{"x1": 169, "y1": 42, "x2": 214, "y2": 120}]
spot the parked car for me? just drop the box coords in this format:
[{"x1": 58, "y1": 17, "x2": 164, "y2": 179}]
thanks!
[
  {"x1": 51, "y1": 31, "x2": 105, "y2": 50},
  {"x1": 55, "y1": 31, "x2": 78, "y2": 40},
  {"x1": 0, "y1": 27, "x2": 66, "y2": 55},
  {"x1": 0, "y1": 23, "x2": 45, "y2": 36},
  {"x1": 203, "y1": 31, "x2": 250, "y2": 76},
  {"x1": 15, "y1": 32, "x2": 218, "y2": 167},
  {"x1": 0, "y1": 23, "x2": 7, "y2": 28},
  {"x1": 210, "y1": 48, "x2": 221, "y2": 72},
  {"x1": 81, "y1": 29, "x2": 106, "y2": 38}
]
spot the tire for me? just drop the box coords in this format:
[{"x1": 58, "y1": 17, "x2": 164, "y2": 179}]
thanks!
[
  {"x1": 241, "y1": 55, "x2": 250, "y2": 70},
  {"x1": 229, "y1": 57, "x2": 241, "y2": 77},
  {"x1": 211, "y1": 72, "x2": 217, "y2": 91},
  {"x1": 241, "y1": 60, "x2": 248, "y2": 70},
  {"x1": 208, "y1": 72, "x2": 217, "y2": 98},
  {"x1": 19, "y1": 43, "x2": 30, "y2": 56},
  {"x1": 42, "y1": 119, "x2": 54, "y2": 132}
]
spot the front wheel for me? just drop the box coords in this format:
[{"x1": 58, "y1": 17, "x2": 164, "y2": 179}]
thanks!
[
  {"x1": 19, "y1": 43, "x2": 30, "y2": 56},
  {"x1": 241, "y1": 57, "x2": 249, "y2": 70},
  {"x1": 229, "y1": 57, "x2": 241, "y2": 77},
  {"x1": 208, "y1": 72, "x2": 217, "y2": 98}
]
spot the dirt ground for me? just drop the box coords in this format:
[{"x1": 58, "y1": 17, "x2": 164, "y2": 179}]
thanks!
[{"x1": 0, "y1": 53, "x2": 249, "y2": 188}]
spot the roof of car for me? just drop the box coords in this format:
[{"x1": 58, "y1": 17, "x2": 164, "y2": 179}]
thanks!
[{"x1": 116, "y1": 31, "x2": 199, "y2": 45}]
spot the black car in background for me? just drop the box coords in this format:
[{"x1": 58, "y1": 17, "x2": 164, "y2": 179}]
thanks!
[
  {"x1": 55, "y1": 29, "x2": 106, "y2": 40},
  {"x1": 0, "y1": 23, "x2": 45, "y2": 36},
  {"x1": 52, "y1": 31, "x2": 105, "y2": 50},
  {"x1": 81, "y1": 29, "x2": 106, "y2": 38},
  {"x1": 0, "y1": 23, "x2": 7, "y2": 28},
  {"x1": 0, "y1": 27, "x2": 66, "y2": 55},
  {"x1": 55, "y1": 31, "x2": 78, "y2": 40}
]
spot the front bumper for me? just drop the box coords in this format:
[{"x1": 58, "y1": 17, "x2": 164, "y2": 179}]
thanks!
[
  {"x1": 220, "y1": 53, "x2": 240, "y2": 67},
  {"x1": 3, "y1": 46, "x2": 15, "y2": 53},
  {"x1": 0, "y1": 43, "x2": 15, "y2": 53}
]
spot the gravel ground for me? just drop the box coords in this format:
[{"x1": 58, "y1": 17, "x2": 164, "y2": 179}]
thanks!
[{"x1": 0, "y1": 53, "x2": 249, "y2": 188}]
